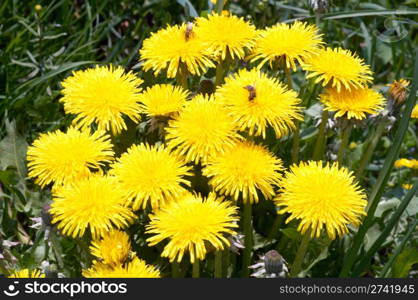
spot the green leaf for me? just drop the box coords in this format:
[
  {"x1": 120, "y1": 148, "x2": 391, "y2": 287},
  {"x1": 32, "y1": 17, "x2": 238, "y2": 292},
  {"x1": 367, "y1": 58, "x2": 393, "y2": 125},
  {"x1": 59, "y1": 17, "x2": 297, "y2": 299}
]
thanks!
[
  {"x1": 392, "y1": 247, "x2": 418, "y2": 278},
  {"x1": 0, "y1": 119, "x2": 28, "y2": 179}
]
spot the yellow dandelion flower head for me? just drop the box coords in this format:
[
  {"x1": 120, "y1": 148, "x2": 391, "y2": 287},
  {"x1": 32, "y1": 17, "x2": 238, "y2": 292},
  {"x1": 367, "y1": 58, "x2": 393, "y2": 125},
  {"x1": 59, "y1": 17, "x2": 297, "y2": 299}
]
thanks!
[
  {"x1": 8, "y1": 269, "x2": 45, "y2": 278},
  {"x1": 251, "y1": 21, "x2": 323, "y2": 71},
  {"x1": 411, "y1": 104, "x2": 418, "y2": 119},
  {"x1": 216, "y1": 68, "x2": 302, "y2": 138},
  {"x1": 302, "y1": 47, "x2": 373, "y2": 92},
  {"x1": 140, "y1": 23, "x2": 215, "y2": 78},
  {"x1": 27, "y1": 127, "x2": 114, "y2": 187},
  {"x1": 403, "y1": 184, "x2": 413, "y2": 190},
  {"x1": 138, "y1": 84, "x2": 189, "y2": 118},
  {"x1": 394, "y1": 158, "x2": 418, "y2": 169},
  {"x1": 50, "y1": 175, "x2": 135, "y2": 239},
  {"x1": 203, "y1": 141, "x2": 283, "y2": 204},
  {"x1": 320, "y1": 86, "x2": 386, "y2": 120},
  {"x1": 110, "y1": 143, "x2": 192, "y2": 210},
  {"x1": 211, "y1": 0, "x2": 228, "y2": 4},
  {"x1": 60, "y1": 65, "x2": 143, "y2": 134},
  {"x1": 165, "y1": 94, "x2": 242, "y2": 163},
  {"x1": 388, "y1": 78, "x2": 410, "y2": 103},
  {"x1": 90, "y1": 230, "x2": 131, "y2": 266},
  {"x1": 275, "y1": 161, "x2": 367, "y2": 240},
  {"x1": 83, "y1": 257, "x2": 160, "y2": 278},
  {"x1": 146, "y1": 193, "x2": 239, "y2": 263},
  {"x1": 195, "y1": 13, "x2": 257, "y2": 60}
]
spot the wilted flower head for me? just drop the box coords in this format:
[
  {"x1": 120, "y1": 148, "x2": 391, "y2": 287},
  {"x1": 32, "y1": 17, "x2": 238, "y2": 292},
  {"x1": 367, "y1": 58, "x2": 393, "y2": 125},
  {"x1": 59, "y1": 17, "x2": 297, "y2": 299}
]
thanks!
[
  {"x1": 249, "y1": 250, "x2": 288, "y2": 278},
  {"x1": 388, "y1": 79, "x2": 410, "y2": 104}
]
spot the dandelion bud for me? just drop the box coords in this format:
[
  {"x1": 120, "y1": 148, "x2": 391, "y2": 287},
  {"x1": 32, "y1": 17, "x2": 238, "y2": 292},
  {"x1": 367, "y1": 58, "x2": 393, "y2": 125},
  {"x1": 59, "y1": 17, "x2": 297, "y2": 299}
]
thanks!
[{"x1": 264, "y1": 250, "x2": 286, "y2": 275}]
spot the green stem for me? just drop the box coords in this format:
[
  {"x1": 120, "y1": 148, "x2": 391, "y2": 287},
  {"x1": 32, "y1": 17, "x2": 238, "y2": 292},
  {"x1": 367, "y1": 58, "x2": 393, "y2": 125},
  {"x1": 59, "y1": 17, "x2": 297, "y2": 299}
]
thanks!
[
  {"x1": 215, "y1": 61, "x2": 224, "y2": 86},
  {"x1": 267, "y1": 213, "x2": 285, "y2": 241},
  {"x1": 289, "y1": 231, "x2": 311, "y2": 277},
  {"x1": 337, "y1": 122, "x2": 353, "y2": 165},
  {"x1": 312, "y1": 109, "x2": 329, "y2": 161},
  {"x1": 215, "y1": 0, "x2": 225, "y2": 14},
  {"x1": 176, "y1": 63, "x2": 188, "y2": 90},
  {"x1": 355, "y1": 120, "x2": 387, "y2": 182},
  {"x1": 172, "y1": 261, "x2": 181, "y2": 278},
  {"x1": 192, "y1": 260, "x2": 200, "y2": 278},
  {"x1": 241, "y1": 201, "x2": 253, "y2": 277},
  {"x1": 214, "y1": 251, "x2": 223, "y2": 278}
]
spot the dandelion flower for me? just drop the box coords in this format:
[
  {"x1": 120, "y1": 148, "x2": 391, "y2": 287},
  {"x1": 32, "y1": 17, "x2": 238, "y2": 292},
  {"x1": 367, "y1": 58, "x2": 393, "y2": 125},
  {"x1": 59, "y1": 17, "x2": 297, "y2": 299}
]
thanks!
[
  {"x1": 146, "y1": 193, "x2": 239, "y2": 263},
  {"x1": 83, "y1": 257, "x2": 160, "y2": 278},
  {"x1": 138, "y1": 84, "x2": 189, "y2": 118},
  {"x1": 165, "y1": 94, "x2": 242, "y2": 163},
  {"x1": 60, "y1": 65, "x2": 143, "y2": 134},
  {"x1": 110, "y1": 143, "x2": 192, "y2": 210},
  {"x1": 27, "y1": 127, "x2": 114, "y2": 187},
  {"x1": 303, "y1": 47, "x2": 373, "y2": 92},
  {"x1": 251, "y1": 21, "x2": 323, "y2": 71},
  {"x1": 388, "y1": 79, "x2": 410, "y2": 104},
  {"x1": 90, "y1": 230, "x2": 131, "y2": 266},
  {"x1": 412, "y1": 104, "x2": 418, "y2": 119},
  {"x1": 50, "y1": 175, "x2": 135, "y2": 239},
  {"x1": 320, "y1": 86, "x2": 385, "y2": 120},
  {"x1": 403, "y1": 184, "x2": 413, "y2": 190},
  {"x1": 216, "y1": 69, "x2": 302, "y2": 138},
  {"x1": 8, "y1": 269, "x2": 45, "y2": 278},
  {"x1": 203, "y1": 141, "x2": 283, "y2": 203},
  {"x1": 195, "y1": 13, "x2": 257, "y2": 60},
  {"x1": 394, "y1": 158, "x2": 418, "y2": 169},
  {"x1": 140, "y1": 23, "x2": 215, "y2": 78},
  {"x1": 275, "y1": 161, "x2": 367, "y2": 240}
]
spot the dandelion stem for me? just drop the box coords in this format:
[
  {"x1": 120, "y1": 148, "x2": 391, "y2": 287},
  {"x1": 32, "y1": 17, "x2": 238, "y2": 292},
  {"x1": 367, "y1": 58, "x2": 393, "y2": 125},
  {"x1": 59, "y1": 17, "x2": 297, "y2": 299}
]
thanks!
[
  {"x1": 337, "y1": 122, "x2": 353, "y2": 165},
  {"x1": 241, "y1": 201, "x2": 253, "y2": 277},
  {"x1": 355, "y1": 119, "x2": 387, "y2": 182},
  {"x1": 215, "y1": 61, "x2": 224, "y2": 87},
  {"x1": 267, "y1": 213, "x2": 285, "y2": 241},
  {"x1": 289, "y1": 231, "x2": 310, "y2": 277},
  {"x1": 176, "y1": 63, "x2": 188, "y2": 90},
  {"x1": 192, "y1": 260, "x2": 200, "y2": 278},
  {"x1": 215, "y1": 0, "x2": 225, "y2": 14},
  {"x1": 172, "y1": 261, "x2": 181, "y2": 278},
  {"x1": 312, "y1": 109, "x2": 329, "y2": 161},
  {"x1": 214, "y1": 251, "x2": 223, "y2": 278}
]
